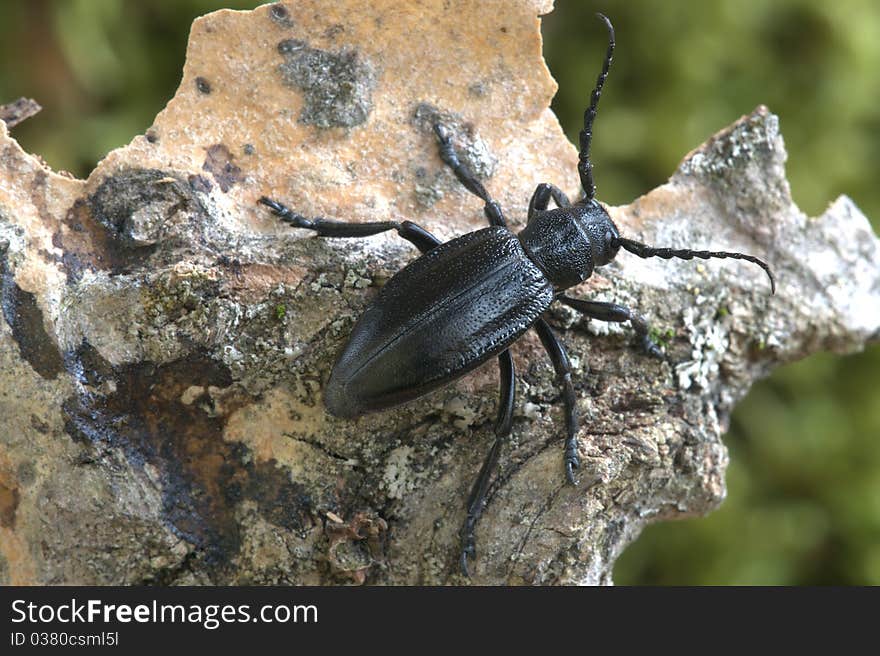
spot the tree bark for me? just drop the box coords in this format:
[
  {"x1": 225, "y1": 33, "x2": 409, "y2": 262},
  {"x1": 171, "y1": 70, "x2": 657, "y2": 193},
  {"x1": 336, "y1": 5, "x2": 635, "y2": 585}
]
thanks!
[{"x1": 0, "y1": 1, "x2": 877, "y2": 585}]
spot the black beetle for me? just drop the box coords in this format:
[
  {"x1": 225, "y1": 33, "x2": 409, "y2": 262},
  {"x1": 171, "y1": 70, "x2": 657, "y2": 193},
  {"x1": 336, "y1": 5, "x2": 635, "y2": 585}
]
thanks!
[{"x1": 259, "y1": 14, "x2": 775, "y2": 576}]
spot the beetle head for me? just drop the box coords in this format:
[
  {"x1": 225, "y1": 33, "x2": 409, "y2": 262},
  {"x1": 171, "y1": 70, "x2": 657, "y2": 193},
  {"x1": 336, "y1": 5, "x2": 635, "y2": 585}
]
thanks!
[{"x1": 578, "y1": 198, "x2": 621, "y2": 267}]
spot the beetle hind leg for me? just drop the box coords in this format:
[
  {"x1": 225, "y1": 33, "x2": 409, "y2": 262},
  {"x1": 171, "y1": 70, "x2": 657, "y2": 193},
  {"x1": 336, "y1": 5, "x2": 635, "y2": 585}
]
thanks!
[
  {"x1": 533, "y1": 318, "x2": 580, "y2": 484},
  {"x1": 460, "y1": 349, "x2": 515, "y2": 577}
]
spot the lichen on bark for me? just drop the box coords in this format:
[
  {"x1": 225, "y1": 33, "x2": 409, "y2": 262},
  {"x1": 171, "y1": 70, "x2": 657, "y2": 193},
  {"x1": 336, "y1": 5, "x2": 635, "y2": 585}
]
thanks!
[{"x1": 0, "y1": 1, "x2": 877, "y2": 585}]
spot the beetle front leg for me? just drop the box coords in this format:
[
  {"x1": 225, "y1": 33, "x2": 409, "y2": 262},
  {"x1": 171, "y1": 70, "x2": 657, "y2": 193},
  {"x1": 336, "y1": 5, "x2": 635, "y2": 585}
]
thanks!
[
  {"x1": 433, "y1": 124, "x2": 509, "y2": 229},
  {"x1": 258, "y1": 197, "x2": 440, "y2": 252},
  {"x1": 527, "y1": 183, "x2": 571, "y2": 219},
  {"x1": 460, "y1": 349, "x2": 515, "y2": 577},
  {"x1": 533, "y1": 318, "x2": 579, "y2": 485},
  {"x1": 558, "y1": 296, "x2": 664, "y2": 359}
]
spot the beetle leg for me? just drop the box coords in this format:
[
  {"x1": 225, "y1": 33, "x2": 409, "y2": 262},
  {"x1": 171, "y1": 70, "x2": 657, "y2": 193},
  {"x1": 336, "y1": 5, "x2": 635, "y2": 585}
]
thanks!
[
  {"x1": 460, "y1": 349, "x2": 515, "y2": 577},
  {"x1": 527, "y1": 183, "x2": 571, "y2": 219},
  {"x1": 432, "y1": 124, "x2": 509, "y2": 229},
  {"x1": 397, "y1": 221, "x2": 442, "y2": 253},
  {"x1": 559, "y1": 296, "x2": 664, "y2": 359},
  {"x1": 259, "y1": 197, "x2": 440, "y2": 252},
  {"x1": 533, "y1": 318, "x2": 580, "y2": 485}
]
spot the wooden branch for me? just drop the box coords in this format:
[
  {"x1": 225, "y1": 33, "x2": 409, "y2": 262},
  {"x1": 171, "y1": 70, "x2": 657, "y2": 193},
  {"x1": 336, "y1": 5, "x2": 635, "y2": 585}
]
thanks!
[
  {"x1": 0, "y1": 97, "x2": 41, "y2": 129},
  {"x1": 0, "y1": 1, "x2": 877, "y2": 585}
]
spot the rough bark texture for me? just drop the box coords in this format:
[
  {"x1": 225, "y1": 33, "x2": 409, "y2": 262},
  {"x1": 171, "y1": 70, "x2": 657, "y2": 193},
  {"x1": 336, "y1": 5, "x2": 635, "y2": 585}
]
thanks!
[{"x1": 0, "y1": 1, "x2": 878, "y2": 585}]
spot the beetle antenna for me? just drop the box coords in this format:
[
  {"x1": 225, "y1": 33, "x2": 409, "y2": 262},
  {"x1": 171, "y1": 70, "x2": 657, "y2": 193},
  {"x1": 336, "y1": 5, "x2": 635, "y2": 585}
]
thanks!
[
  {"x1": 579, "y1": 13, "x2": 615, "y2": 201},
  {"x1": 617, "y1": 237, "x2": 776, "y2": 294}
]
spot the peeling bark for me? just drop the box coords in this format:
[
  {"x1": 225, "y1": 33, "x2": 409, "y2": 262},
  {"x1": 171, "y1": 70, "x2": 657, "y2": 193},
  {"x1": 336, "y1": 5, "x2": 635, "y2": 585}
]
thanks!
[
  {"x1": 0, "y1": 98, "x2": 41, "y2": 129},
  {"x1": 0, "y1": 1, "x2": 877, "y2": 585}
]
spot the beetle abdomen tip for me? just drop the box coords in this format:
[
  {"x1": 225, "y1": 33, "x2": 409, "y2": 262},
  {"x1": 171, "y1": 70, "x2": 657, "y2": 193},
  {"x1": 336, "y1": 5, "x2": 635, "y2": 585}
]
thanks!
[{"x1": 322, "y1": 375, "x2": 363, "y2": 419}]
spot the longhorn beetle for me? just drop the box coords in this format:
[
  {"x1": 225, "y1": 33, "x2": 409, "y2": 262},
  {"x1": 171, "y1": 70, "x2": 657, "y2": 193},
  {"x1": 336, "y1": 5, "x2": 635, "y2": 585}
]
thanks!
[{"x1": 259, "y1": 14, "x2": 775, "y2": 576}]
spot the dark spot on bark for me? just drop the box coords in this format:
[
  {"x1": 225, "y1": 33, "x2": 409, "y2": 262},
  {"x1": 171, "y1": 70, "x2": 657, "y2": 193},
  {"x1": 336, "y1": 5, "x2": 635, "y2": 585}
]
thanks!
[
  {"x1": 275, "y1": 39, "x2": 375, "y2": 128},
  {"x1": 247, "y1": 458, "x2": 313, "y2": 532},
  {"x1": 54, "y1": 200, "x2": 112, "y2": 282},
  {"x1": 55, "y1": 169, "x2": 211, "y2": 282},
  {"x1": 242, "y1": 143, "x2": 255, "y2": 156},
  {"x1": 216, "y1": 254, "x2": 242, "y2": 276},
  {"x1": 323, "y1": 24, "x2": 344, "y2": 40},
  {"x1": 30, "y1": 170, "x2": 52, "y2": 226},
  {"x1": 145, "y1": 129, "x2": 159, "y2": 144},
  {"x1": 468, "y1": 82, "x2": 487, "y2": 97},
  {"x1": 500, "y1": 26, "x2": 508, "y2": 33},
  {"x1": 188, "y1": 174, "x2": 213, "y2": 194},
  {"x1": 36, "y1": 247, "x2": 62, "y2": 268},
  {"x1": 0, "y1": 250, "x2": 64, "y2": 379},
  {"x1": 277, "y1": 38, "x2": 306, "y2": 55},
  {"x1": 202, "y1": 144, "x2": 243, "y2": 193},
  {"x1": 269, "y1": 3, "x2": 293, "y2": 28},
  {"x1": 411, "y1": 102, "x2": 453, "y2": 134},
  {"x1": 94, "y1": 168, "x2": 207, "y2": 251},
  {"x1": 673, "y1": 443, "x2": 695, "y2": 473},
  {"x1": 610, "y1": 394, "x2": 660, "y2": 412},
  {"x1": 326, "y1": 513, "x2": 387, "y2": 583},
  {"x1": 30, "y1": 414, "x2": 51, "y2": 434},
  {"x1": 16, "y1": 462, "x2": 36, "y2": 487},
  {"x1": 0, "y1": 481, "x2": 19, "y2": 528},
  {"x1": 195, "y1": 77, "x2": 212, "y2": 94},
  {"x1": 62, "y1": 343, "x2": 313, "y2": 574},
  {"x1": 602, "y1": 518, "x2": 625, "y2": 563}
]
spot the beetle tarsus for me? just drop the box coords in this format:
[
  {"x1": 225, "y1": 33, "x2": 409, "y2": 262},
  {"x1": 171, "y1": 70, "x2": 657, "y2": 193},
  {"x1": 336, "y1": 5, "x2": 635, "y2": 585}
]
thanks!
[
  {"x1": 534, "y1": 318, "x2": 581, "y2": 487},
  {"x1": 565, "y1": 453, "x2": 579, "y2": 486},
  {"x1": 258, "y1": 196, "x2": 314, "y2": 229},
  {"x1": 460, "y1": 540, "x2": 475, "y2": 577},
  {"x1": 461, "y1": 506, "x2": 481, "y2": 576},
  {"x1": 642, "y1": 334, "x2": 665, "y2": 360},
  {"x1": 258, "y1": 196, "x2": 299, "y2": 223}
]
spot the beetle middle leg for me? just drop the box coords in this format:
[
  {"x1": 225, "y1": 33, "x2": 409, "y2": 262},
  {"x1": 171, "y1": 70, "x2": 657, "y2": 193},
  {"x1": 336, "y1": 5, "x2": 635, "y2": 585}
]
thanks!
[
  {"x1": 433, "y1": 124, "x2": 508, "y2": 228},
  {"x1": 559, "y1": 296, "x2": 664, "y2": 359},
  {"x1": 533, "y1": 318, "x2": 580, "y2": 485}
]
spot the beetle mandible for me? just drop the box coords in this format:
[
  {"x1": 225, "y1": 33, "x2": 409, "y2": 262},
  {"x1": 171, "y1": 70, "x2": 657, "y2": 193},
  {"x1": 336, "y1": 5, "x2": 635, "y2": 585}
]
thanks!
[{"x1": 258, "y1": 14, "x2": 775, "y2": 576}]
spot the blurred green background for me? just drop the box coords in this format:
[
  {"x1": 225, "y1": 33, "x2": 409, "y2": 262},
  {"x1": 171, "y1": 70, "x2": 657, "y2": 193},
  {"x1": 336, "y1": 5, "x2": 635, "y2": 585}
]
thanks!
[{"x1": 1, "y1": 0, "x2": 877, "y2": 584}]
